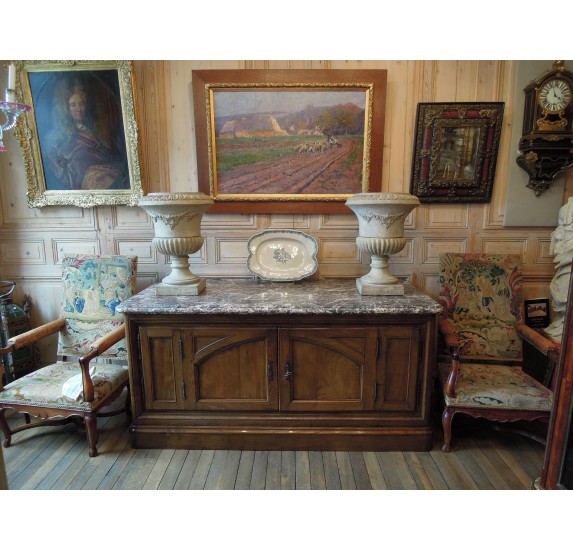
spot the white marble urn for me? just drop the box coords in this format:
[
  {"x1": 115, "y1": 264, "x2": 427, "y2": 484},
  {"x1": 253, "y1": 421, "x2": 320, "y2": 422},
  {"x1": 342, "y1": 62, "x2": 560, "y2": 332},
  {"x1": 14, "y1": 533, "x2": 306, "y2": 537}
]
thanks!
[
  {"x1": 138, "y1": 192, "x2": 214, "y2": 295},
  {"x1": 346, "y1": 192, "x2": 420, "y2": 295}
]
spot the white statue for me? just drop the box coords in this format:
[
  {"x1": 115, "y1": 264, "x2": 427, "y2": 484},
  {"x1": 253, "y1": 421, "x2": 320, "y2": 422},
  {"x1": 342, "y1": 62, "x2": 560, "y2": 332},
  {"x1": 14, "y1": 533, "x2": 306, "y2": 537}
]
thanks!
[{"x1": 544, "y1": 197, "x2": 573, "y2": 343}]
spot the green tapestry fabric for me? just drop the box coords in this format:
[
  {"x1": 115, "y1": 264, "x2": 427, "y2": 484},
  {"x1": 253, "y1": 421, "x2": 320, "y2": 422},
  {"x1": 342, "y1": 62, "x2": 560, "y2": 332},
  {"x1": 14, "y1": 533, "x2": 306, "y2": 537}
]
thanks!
[{"x1": 439, "y1": 253, "x2": 523, "y2": 361}]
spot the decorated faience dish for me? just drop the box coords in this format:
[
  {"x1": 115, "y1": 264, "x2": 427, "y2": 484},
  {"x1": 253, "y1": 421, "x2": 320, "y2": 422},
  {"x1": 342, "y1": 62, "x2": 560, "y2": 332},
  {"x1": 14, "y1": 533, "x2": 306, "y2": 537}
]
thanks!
[{"x1": 247, "y1": 230, "x2": 318, "y2": 282}]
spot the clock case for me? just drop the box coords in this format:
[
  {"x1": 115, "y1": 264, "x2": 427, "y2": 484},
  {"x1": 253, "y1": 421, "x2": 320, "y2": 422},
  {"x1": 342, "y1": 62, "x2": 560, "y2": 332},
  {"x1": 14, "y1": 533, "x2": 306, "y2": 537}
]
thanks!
[{"x1": 517, "y1": 61, "x2": 573, "y2": 196}]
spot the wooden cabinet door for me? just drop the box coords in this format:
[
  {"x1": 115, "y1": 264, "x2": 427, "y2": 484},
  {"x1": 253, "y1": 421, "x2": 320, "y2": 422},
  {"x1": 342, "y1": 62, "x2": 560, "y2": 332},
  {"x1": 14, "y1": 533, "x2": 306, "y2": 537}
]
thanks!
[
  {"x1": 375, "y1": 325, "x2": 421, "y2": 412},
  {"x1": 139, "y1": 326, "x2": 189, "y2": 410},
  {"x1": 278, "y1": 328, "x2": 375, "y2": 411},
  {"x1": 190, "y1": 328, "x2": 278, "y2": 411}
]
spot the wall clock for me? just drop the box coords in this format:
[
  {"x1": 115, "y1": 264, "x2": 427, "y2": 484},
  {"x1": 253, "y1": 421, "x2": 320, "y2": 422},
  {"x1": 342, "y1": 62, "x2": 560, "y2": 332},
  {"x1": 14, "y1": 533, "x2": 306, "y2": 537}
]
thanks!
[{"x1": 516, "y1": 61, "x2": 573, "y2": 196}]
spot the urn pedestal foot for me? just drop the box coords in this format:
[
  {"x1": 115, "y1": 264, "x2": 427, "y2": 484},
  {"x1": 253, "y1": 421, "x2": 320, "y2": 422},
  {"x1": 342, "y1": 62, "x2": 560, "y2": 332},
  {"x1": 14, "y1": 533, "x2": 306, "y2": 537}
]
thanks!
[
  {"x1": 156, "y1": 279, "x2": 206, "y2": 296},
  {"x1": 357, "y1": 279, "x2": 405, "y2": 296},
  {"x1": 356, "y1": 254, "x2": 405, "y2": 295}
]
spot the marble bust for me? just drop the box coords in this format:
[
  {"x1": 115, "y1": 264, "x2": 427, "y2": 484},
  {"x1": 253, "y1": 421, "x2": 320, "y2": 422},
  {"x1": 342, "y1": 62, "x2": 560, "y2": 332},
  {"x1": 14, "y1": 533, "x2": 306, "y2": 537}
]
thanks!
[{"x1": 544, "y1": 197, "x2": 573, "y2": 343}]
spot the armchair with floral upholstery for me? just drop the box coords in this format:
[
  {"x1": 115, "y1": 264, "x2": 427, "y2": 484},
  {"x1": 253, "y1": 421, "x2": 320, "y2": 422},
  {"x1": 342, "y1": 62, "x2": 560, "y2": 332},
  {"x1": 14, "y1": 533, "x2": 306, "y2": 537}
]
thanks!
[
  {"x1": 438, "y1": 253, "x2": 557, "y2": 452},
  {"x1": 0, "y1": 254, "x2": 137, "y2": 457}
]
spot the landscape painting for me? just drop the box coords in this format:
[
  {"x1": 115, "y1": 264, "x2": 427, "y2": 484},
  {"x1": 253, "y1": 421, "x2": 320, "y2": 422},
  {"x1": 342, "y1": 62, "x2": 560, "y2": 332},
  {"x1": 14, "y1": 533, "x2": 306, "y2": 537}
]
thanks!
[
  {"x1": 213, "y1": 89, "x2": 366, "y2": 196},
  {"x1": 192, "y1": 69, "x2": 387, "y2": 213}
]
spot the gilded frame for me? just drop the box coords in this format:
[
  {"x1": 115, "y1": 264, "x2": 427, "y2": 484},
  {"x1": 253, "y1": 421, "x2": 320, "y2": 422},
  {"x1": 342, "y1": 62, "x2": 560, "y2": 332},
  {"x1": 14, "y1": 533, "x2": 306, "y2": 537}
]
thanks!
[
  {"x1": 14, "y1": 60, "x2": 143, "y2": 208},
  {"x1": 192, "y1": 69, "x2": 387, "y2": 213},
  {"x1": 409, "y1": 102, "x2": 504, "y2": 203}
]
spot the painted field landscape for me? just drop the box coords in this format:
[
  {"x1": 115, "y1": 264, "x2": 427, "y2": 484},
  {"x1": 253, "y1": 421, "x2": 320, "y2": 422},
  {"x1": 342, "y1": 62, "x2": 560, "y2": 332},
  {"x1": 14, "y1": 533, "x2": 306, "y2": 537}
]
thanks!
[{"x1": 213, "y1": 90, "x2": 367, "y2": 195}]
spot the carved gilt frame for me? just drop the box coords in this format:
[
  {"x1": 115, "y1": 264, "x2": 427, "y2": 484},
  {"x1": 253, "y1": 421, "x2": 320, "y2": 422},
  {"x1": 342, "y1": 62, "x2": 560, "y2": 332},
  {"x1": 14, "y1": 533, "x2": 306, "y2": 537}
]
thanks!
[
  {"x1": 410, "y1": 102, "x2": 504, "y2": 203},
  {"x1": 192, "y1": 69, "x2": 387, "y2": 213},
  {"x1": 14, "y1": 60, "x2": 143, "y2": 208}
]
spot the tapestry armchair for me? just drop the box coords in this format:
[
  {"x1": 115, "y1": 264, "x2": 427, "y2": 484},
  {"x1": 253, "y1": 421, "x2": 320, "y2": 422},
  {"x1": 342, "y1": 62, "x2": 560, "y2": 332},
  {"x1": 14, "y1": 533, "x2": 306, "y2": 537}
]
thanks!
[
  {"x1": 0, "y1": 254, "x2": 137, "y2": 457},
  {"x1": 438, "y1": 253, "x2": 557, "y2": 452}
]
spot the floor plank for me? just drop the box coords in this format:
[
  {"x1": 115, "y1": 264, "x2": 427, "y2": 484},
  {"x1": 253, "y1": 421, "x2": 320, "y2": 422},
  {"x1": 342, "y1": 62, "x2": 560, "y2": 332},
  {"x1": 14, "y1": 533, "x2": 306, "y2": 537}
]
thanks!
[
  {"x1": 348, "y1": 452, "x2": 372, "y2": 490},
  {"x1": 2, "y1": 412, "x2": 546, "y2": 490},
  {"x1": 204, "y1": 450, "x2": 230, "y2": 490},
  {"x1": 309, "y1": 451, "x2": 327, "y2": 490},
  {"x1": 142, "y1": 449, "x2": 176, "y2": 490},
  {"x1": 280, "y1": 450, "x2": 296, "y2": 490},
  {"x1": 218, "y1": 450, "x2": 242, "y2": 490},
  {"x1": 173, "y1": 450, "x2": 202, "y2": 490},
  {"x1": 362, "y1": 452, "x2": 388, "y2": 490},
  {"x1": 375, "y1": 451, "x2": 418, "y2": 490},
  {"x1": 336, "y1": 451, "x2": 357, "y2": 490},
  {"x1": 295, "y1": 451, "x2": 311, "y2": 490},
  {"x1": 235, "y1": 450, "x2": 255, "y2": 490},
  {"x1": 156, "y1": 449, "x2": 187, "y2": 490},
  {"x1": 322, "y1": 451, "x2": 342, "y2": 490}
]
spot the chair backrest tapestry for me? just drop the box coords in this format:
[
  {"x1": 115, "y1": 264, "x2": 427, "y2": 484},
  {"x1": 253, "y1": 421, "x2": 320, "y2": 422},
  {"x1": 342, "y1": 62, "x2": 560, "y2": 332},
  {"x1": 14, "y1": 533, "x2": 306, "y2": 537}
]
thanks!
[
  {"x1": 439, "y1": 253, "x2": 523, "y2": 361},
  {"x1": 58, "y1": 254, "x2": 138, "y2": 359}
]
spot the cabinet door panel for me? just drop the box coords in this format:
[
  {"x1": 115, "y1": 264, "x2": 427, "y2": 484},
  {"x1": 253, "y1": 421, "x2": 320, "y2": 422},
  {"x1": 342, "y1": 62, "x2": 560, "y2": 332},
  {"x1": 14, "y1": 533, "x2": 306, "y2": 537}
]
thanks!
[
  {"x1": 139, "y1": 326, "x2": 184, "y2": 410},
  {"x1": 376, "y1": 326, "x2": 420, "y2": 412},
  {"x1": 279, "y1": 329, "x2": 375, "y2": 411},
  {"x1": 191, "y1": 329, "x2": 277, "y2": 410}
]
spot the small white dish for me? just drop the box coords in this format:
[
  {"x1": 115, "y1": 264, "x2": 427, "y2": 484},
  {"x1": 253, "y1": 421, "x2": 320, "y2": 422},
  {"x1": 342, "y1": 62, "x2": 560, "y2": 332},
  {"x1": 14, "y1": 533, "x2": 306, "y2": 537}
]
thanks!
[{"x1": 247, "y1": 230, "x2": 318, "y2": 282}]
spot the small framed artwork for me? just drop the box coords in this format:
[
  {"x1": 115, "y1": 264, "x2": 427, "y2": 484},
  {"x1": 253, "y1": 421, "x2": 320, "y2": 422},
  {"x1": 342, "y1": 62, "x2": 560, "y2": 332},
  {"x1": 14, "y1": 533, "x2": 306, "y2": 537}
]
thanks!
[
  {"x1": 192, "y1": 69, "x2": 387, "y2": 213},
  {"x1": 14, "y1": 60, "x2": 144, "y2": 208},
  {"x1": 410, "y1": 102, "x2": 504, "y2": 203},
  {"x1": 524, "y1": 298, "x2": 551, "y2": 328}
]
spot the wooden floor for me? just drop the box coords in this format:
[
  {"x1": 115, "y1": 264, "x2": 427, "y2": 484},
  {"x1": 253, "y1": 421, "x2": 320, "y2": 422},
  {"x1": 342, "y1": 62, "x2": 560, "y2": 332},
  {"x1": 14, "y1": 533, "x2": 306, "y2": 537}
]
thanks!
[{"x1": 1, "y1": 408, "x2": 546, "y2": 490}]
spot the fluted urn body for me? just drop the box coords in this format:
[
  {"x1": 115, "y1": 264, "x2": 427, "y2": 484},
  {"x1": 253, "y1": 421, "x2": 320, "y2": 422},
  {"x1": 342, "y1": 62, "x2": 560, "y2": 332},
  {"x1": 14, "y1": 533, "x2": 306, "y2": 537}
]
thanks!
[
  {"x1": 138, "y1": 192, "x2": 213, "y2": 295},
  {"x1": 346, "y1": 192, "x2": 420, "y2": 295}
]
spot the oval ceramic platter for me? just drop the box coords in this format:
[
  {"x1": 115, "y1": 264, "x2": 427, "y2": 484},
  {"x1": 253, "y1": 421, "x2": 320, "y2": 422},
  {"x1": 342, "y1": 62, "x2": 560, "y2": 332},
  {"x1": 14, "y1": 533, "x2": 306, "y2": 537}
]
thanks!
[{"x1": 247, "y1": 230, "x2": 318, "y2": 282}]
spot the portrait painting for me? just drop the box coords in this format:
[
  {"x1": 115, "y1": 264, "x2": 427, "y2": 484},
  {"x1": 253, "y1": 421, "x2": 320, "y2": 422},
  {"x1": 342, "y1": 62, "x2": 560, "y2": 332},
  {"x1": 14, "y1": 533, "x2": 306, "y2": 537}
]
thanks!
[
  {"x1": 192, "y1": 69, "x2": 387, "y2": 213},
  {"x1": 14, "y1": 61, "x2": 143, "y2": 208}
]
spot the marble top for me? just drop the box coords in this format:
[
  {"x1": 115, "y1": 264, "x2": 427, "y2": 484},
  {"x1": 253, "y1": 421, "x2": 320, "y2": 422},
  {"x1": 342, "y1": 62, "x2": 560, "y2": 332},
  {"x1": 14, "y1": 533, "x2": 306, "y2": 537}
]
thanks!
[{"x1": 117, "y1": 278, "x2": 442, "y2": 316}]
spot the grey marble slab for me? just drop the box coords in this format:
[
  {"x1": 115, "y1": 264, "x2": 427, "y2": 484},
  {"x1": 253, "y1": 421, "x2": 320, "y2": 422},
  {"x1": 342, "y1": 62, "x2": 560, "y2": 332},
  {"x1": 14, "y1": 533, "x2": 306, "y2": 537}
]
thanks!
[{"x1": 117, "y1": 278, "x2": 442, "y2": 316}]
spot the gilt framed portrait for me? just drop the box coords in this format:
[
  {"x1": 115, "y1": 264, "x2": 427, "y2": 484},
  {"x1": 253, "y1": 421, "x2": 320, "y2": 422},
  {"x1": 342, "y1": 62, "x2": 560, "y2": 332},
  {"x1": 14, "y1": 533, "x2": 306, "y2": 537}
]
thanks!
[
  {"x1": 14, "y1": 60, "x2": 143, "y2": 208},
  {"x1": 409, "y1": 102, "x2": 504, "y2": 203},
  {"x1": 192, "y1": 69, "x2": 387, "y2": 213}
]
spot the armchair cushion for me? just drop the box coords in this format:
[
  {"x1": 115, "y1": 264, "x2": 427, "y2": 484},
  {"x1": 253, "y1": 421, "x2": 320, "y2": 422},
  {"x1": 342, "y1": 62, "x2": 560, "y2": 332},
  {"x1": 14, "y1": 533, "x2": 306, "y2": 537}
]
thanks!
[
  {"x1": 0, "y1": 362, "x2": 128, "y2": 412},
  {"x1": 438, "y1": 362, "x2": 552, "y2": 411}
]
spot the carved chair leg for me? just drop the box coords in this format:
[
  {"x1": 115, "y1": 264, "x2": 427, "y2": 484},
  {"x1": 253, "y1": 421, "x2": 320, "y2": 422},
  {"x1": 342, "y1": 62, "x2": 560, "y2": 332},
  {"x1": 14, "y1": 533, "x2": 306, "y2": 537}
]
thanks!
[
  {"x1": 124, "y1": 387, "x2": 132, "y2": 417},
  {"x1": 84, "y1": 413, "x2": 99, "y2": 457},
  {"x1": 0, "y1": 409, "x2": 12, "y2": 448},
  {"x1": 442, "y1": 409, "x2": 454, "y2": 452}
]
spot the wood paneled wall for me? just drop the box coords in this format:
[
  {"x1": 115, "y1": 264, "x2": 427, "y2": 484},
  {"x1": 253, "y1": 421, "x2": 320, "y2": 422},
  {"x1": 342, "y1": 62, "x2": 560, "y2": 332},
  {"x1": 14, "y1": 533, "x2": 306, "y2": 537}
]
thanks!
[{"x1": 1, "y1": 60, "x2": 571, "y2": 364}]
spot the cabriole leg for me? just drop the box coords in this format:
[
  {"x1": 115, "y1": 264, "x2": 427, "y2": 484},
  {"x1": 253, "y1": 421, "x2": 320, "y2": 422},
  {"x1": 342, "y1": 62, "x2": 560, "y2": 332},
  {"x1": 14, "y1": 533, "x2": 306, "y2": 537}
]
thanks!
[{"x1": 442, "y1": 409, "x2": 454, "y2": 452}]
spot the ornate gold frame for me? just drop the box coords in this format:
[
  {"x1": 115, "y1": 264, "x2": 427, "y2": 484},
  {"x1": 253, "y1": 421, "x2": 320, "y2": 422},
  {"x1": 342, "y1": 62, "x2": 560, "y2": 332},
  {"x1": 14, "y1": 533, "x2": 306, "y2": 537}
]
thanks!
[
  {"x1": 410, "y1": 102, "x2": 504, "y2": 203},
  {"x1": 192, "y1": 69, "x2": 387, "y2": 213},
  {"x1": 14, "y1": 60, "x2": 143, "y2": 208}
]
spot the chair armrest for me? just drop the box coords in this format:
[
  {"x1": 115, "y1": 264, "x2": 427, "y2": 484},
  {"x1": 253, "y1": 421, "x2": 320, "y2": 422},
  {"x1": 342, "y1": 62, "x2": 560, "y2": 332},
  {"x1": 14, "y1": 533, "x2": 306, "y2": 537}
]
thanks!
[
  {"x1": 516, "y1": 322, "x2": 559, "y2": 356},
  {"x1": 78, "y1": 324, "x2": 126, "y2": 402},
  {"x1": 438, "y1": 317, "x2": 460, "y2": 349},
  {"x1": 7, "y1": 318, "x2": 66, "y2": 350}
]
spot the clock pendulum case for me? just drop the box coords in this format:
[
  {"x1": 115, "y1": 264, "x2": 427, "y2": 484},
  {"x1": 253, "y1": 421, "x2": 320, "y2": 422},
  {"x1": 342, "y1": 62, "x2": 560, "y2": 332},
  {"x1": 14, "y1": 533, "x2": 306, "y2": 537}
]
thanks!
[{"x1": 516, "y1": 61, "x2": 573, "y2": 196}]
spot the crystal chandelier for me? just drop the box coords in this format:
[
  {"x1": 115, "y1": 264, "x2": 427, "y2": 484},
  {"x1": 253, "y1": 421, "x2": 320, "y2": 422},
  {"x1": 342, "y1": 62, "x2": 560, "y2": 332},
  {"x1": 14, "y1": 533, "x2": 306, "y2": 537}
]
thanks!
[{"x1": 0, "y1": 62, "x2": 31, "y2": 151}]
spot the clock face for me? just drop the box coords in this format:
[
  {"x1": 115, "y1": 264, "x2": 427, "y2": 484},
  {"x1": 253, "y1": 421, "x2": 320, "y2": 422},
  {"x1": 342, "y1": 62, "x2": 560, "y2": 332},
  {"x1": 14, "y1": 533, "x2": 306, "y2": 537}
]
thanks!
[{"x1": 539, "y1": 79, "x2": 572, "y2": 112}]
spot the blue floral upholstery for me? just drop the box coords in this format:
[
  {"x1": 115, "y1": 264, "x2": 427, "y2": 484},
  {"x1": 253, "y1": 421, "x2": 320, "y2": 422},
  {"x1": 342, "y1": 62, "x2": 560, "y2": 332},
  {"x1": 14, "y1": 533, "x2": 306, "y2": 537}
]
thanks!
[{"x1": 58, "y1": 254, "x2": 137, "y2": 359}]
